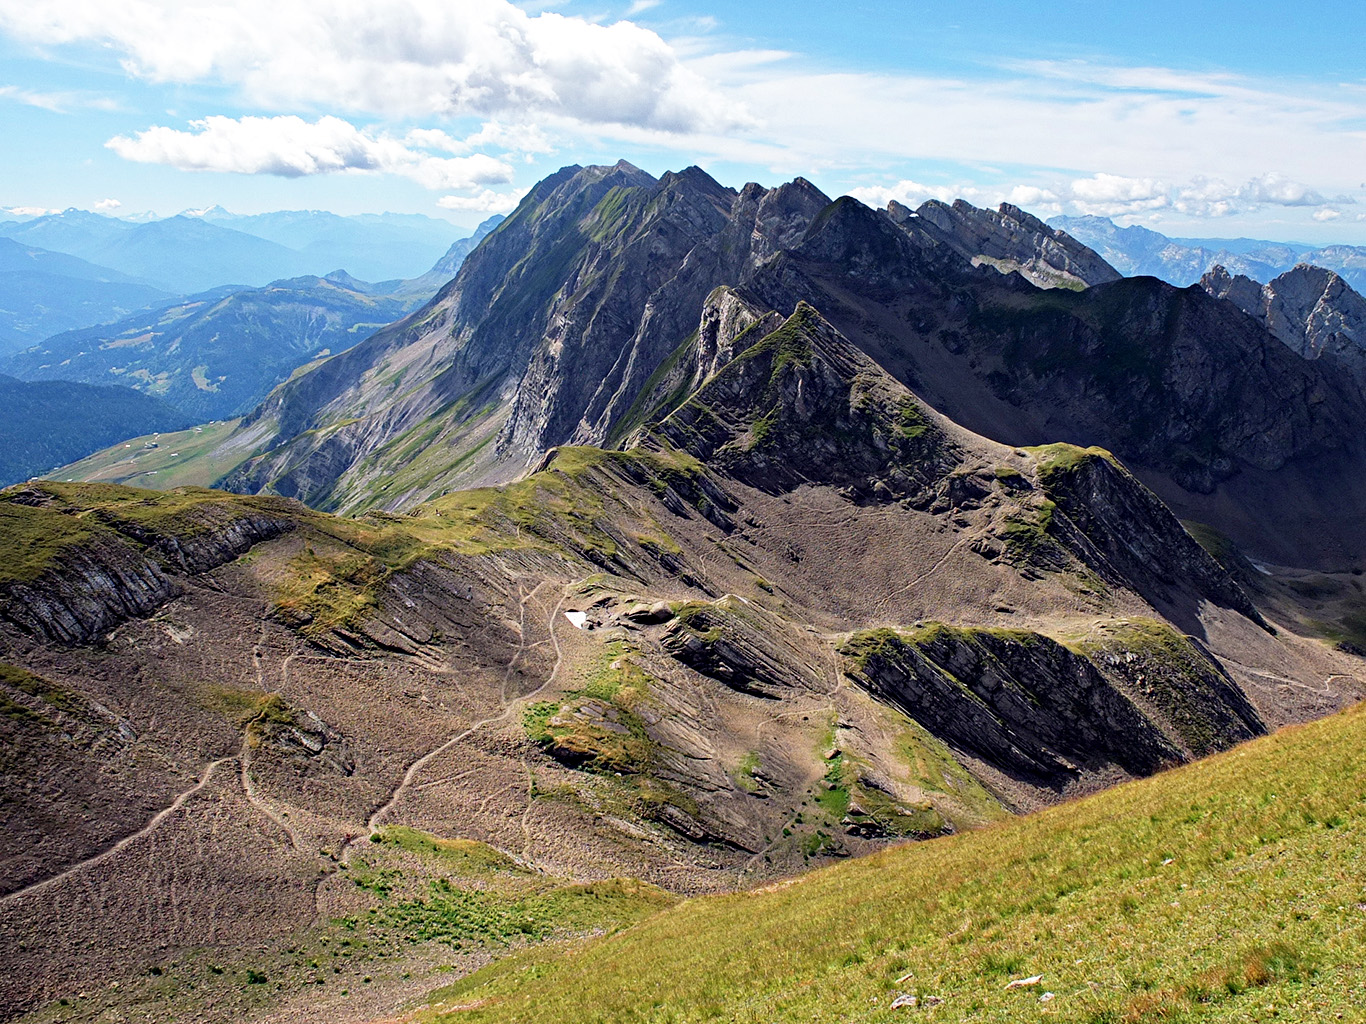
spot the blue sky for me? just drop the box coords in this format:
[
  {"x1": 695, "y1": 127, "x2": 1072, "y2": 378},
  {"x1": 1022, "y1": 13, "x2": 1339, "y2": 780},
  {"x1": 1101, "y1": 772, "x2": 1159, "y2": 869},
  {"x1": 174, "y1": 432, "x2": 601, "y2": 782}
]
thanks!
[{"x1": 2, "y1": 0, "x2": 1364, "y2": 242}]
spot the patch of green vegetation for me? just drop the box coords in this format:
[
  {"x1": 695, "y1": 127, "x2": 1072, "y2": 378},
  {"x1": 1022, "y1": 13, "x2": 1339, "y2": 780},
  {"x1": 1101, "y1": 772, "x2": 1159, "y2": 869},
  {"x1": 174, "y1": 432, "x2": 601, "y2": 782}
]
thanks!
[
  {"x1": 374, "y1": 827, "x2": 525, "y2": 876},
  {"x1": 894, "y1": 400, "x2": 929, "y2": 441},
  {"x1": 0, "y1": 662, "x2": 79, "y2": 712},
  {"x1": 735, "y1": 751, "x2": 762, "y2": 794},
  {"x1": 1026, "y1": 441, "x2": 1120, "y2": 485},
  {"x1": 993, "y1": 465, "x2": 1027, "y2": 488},
  {"x1": 814, "y1": 755, "x2": 851, "y2": 818},
  {"x1": 424, "y1": 700, "x2": 1366, "y2": 1024},
  {"x1": 998, "y1": 498, "x2": 1065, "y2": 570},
  {"x1": 49, "y1": 419, "x2": 253, "y2": 492},
  {"x1": 356, "y1": 877, "x2": 671, "y2": 951},
  {"x1": 735, "y1": 302, "x2": 818, "y2": 377}
]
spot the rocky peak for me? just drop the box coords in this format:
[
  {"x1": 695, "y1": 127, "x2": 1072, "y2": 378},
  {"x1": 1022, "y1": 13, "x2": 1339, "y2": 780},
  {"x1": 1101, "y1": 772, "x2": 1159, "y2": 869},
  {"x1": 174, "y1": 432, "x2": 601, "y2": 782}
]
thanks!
[
  {"x1": 695, "y1": 286, "x2": 784, "y2": 381},
  {"x1": 653, "y1": 301, "x2": 956, "y2": 499},
  {"x1": 907, "y1": 198, "x2": 1122, "y2": 290},
  {"x1": 1201, "y1": 263, "x2": 1366, "y2": 384}
]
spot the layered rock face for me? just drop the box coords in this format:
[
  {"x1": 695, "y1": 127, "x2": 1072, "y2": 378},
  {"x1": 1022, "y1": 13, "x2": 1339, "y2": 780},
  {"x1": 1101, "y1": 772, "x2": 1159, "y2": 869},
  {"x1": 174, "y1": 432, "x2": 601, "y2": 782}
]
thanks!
[
  {"x1": 1202, "y1": 263, "x2": 1366, "y2": 385},
  {"x1": 893, "y1": 199, "x2": 1122, "y2": 289}
]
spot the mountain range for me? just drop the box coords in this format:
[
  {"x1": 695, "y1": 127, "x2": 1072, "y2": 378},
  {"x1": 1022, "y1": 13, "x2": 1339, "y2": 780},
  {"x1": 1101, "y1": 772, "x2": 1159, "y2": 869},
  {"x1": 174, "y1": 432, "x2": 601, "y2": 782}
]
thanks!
[
  {"x1": 0, "y1": 217, "x2": 503, "y2": 485},
  {"x1": 0, "y1": 237, "x2": 172, "y2": 355},
  {"x1": 2, "y1": 163, "x2": 1365, "y2": 1023},
  {"x1": 1052, "y1": 213, "x2": 1366, "y2": 291}
]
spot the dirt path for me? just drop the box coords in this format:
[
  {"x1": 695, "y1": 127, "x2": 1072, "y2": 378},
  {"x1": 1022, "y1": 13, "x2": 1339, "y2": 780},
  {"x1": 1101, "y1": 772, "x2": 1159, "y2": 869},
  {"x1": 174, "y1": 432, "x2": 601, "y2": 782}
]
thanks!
[
  {"x1": 355, "y1": 583, "x2": 572, "y2": 846},
  {"x1": 0, "y1": 756, "x2": 235, "y2": 906},
  {"x1": 240, "y1": 735, "x2": 305, "y2": 852}
]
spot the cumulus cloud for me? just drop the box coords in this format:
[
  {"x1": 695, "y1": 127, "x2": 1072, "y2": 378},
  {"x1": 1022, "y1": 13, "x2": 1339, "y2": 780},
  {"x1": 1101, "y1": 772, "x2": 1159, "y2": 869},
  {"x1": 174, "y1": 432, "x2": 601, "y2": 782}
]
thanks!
[
  {"x1": 851, "y1": 170, "x2": 1350, "y2": 225},
  {"x1": 93, "y1": 197, "x2": 122, "y2": 211},
  {"x1": 437, "y1": 188, "x2": 528, "y2": 213},
  {"x1": 1067, "y1": 172, "x2": 1345, "y2": 219},
  {"x1": 0, "y1": 0, "x2": 745, "y2": 132},
  {"x1": 847, "y1": 180, "x2": 1062, "y2": 216},
  {"x1": 3, "y1": 205, "x2": 60, "y2": 217},
  {"x1": 106, "y1": 115, "x2": 515, "y2": 191}
]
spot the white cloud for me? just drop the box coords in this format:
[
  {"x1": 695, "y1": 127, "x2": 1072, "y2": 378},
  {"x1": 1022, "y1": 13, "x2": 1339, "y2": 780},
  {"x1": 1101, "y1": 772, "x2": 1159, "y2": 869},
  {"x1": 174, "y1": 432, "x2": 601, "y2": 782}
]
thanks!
[
  {"x1": 0, "y1": 0, "x2": 745, "y2": 132},
  {"x1": 626, "y1": 0, "x2": 662, "y2": 13},
  {"x1": 0, "y1": 83, "x2": 117, "y2": 112},
  {"x1": 93, "y1": 197, "x2": 122, "y2": 211},
  {"x1": 3, "y1": 205, "x2": 60, "y2": 217},
  {"x1": 850, "y1": 171, "x2": 1349, "y2": 224},
  {"x1": 106, "y1": 115, "x2": 515, "y2": 191},
  {"x1": 847, "y1": 180, "x2": 1062, "y2": 216},
  {"x1": 1314, "y1": 208, "x2": 1343, "y2": 222},
  {"x1": 437, "y1": 188, "x2": 528, "y2": 213}
]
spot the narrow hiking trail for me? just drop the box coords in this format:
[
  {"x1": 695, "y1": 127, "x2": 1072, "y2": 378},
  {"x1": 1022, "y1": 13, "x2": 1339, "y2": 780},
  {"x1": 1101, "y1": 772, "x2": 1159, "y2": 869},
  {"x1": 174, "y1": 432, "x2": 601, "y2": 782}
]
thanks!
[
  {"x1": 349, "y1": 581, "x2": 574, "y2": 859},
  {"x1": 0, "y1": 757, "x2": 235, "y2": 906}
]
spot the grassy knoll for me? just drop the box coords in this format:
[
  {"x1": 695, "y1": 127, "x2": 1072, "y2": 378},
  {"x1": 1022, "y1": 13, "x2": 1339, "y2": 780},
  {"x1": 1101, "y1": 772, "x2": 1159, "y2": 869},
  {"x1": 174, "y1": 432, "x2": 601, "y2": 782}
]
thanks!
[{"x1": 423, "y1": 701, "x2": 1366, "y2": 1023}]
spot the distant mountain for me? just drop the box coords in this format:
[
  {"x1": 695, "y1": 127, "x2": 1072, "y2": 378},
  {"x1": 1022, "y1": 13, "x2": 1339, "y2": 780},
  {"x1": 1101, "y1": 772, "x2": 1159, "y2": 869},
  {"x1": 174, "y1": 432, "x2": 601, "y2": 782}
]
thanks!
[
  {"x1": 1050, "y1": 214, "x2": 1366, "y2": 292},
  {"x1": 4, "y1": 276, "x2": 428, "y2": 420},
  {"x1": 0, "y1": 238, "x2": 172, "y2": 355},
  {"x1": 0, "y1": 211, "x2": 314, "y2": 293},
  {"x1": 386, "y1": 214, "x2": 505, "y2": 296},
  {"x1": 192, "y1": 207, "x2": 471, "y2": 281},
  {"x1": 0, "y1": 374, "x2": 189, "y2": 485},
  {"x1": 1202, "y1": 263, "x2": 1366, "y2": 385}
]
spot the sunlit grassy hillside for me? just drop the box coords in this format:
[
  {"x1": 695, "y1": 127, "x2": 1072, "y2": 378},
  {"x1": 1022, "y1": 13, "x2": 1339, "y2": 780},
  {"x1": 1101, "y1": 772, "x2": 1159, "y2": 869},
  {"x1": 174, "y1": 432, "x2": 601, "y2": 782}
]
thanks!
[{"x1": 425, "y1": 701, "x2": 1366, "y2": 1023}]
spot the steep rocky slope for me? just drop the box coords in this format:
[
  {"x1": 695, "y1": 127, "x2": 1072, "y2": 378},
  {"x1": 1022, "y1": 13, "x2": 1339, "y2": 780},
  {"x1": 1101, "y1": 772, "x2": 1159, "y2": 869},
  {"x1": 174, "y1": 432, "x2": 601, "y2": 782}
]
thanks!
[
  {"x1": 3, "y1": 297, "x2": 1360, "y2": 1022},
  {"x1": 165, "y1": 163, "x2": 1366, "y2": 573},
  {"x1": 1201, "y1": 262, "x2": 1366, "y2": 386},
  {"x1": 892, "y1": 198, "x2": 1122, "y2": 289}
]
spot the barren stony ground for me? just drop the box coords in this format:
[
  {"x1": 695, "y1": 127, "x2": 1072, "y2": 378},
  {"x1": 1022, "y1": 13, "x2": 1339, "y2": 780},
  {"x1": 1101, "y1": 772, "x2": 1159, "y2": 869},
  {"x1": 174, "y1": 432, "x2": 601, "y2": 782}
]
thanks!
[{"x1": 3, "y1": 341, "x2": 1364, "y2": 1023}]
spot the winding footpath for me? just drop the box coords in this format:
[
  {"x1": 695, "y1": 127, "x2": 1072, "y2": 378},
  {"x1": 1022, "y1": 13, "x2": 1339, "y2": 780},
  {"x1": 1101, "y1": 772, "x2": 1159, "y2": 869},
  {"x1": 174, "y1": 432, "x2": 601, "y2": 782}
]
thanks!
[
  {"x1": 0, "y1": 757, "x2": 235, "y2": 907},
  {"x1": 350, "y1": 582, "x2": 573, "y2": 858}
]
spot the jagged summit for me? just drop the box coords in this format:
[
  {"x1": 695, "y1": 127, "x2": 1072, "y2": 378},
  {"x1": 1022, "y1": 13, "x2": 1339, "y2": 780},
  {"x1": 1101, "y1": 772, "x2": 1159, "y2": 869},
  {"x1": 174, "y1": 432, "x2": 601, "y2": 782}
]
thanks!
[
  {"x1": 890, "y1": 197, "x2": 1122, "y2": 289},
  {"x1": 77, "y1": 158, "x2": 1362, "y2": 569},
  {"x1": 1202, "y1": 262, "x2": 1366, "y2": 385}
]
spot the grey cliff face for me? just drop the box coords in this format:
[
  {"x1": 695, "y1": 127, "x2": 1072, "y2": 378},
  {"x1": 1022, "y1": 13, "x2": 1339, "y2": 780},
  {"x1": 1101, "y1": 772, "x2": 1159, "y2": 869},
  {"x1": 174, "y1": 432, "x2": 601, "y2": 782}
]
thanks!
[
  {"x1": 893, "y1": 199, "x2": 1122, "y2": 289},
  {"x1": 1202, "y1": 263, "x2": 1366, "y2": 386}
]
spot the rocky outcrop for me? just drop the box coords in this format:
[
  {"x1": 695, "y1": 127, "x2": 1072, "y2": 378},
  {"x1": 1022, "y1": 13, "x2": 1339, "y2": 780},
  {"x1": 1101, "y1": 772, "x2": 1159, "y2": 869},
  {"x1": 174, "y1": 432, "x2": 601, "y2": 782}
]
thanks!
[
  {"x1": 0, "y1": 486, "x2": 298, "y2": 644},
  {"x1": 1202, "y1": 263, "x2": 1366, "y2": 385},
  {"x1": 654, "y1": 302, "x2": 957, "y2": 501},
  {"x1": 0, "y1": 536, "x2": 178, "y2": 645},
  {"x1": 659, "y1": 596, "x2": 826, "y2": 698},
  {"x1": 1032, "y1": 445, "x2": 1266, "y2": 628},
  {"x1": 895, "y1": 199, "x2": 1122, "y2": 289},
  {"x1": 844, "y1": 622, "x2": 1263, "y2": 797}
]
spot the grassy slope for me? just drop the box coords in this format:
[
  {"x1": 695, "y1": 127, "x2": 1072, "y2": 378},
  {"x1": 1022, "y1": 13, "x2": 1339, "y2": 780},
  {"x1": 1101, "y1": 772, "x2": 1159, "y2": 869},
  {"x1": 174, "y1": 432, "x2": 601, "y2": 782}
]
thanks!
[
  {"x1": 47, "y1": 419, "x2": 251, "y2": 489},
  {"x1": 427, "y1": 702, "x2": 1366, "y2": 1024}
]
